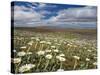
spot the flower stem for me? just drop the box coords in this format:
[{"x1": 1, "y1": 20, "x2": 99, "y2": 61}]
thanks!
[
  {"x1": 60, "y1": 62, "x2": 63, "y2": 69},
  {"x1": 86, "y1": 62, "x2": 89, "y2": 68},
  {"x1": 27, "y1": 46, "x2": 31, "y2": 52},
  {"x1": 35, "y1": 42, "x2": 38, "y2": 49},
  {"x1": 44, "y1": 60, "x2": 49, "y2": 71},
  {"x1": 36, "y1": 57, "x2": 42, "y2": 71},
  {"x1": 41, "y1": 44, "x2": 44, "y2": 50},
  {"x1": 73, "y1": 60, "x2": 77, "y2": 70}
]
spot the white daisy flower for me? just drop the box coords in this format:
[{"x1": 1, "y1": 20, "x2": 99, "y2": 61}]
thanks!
[
  {"x1": 45, "y1": 50, "x2": 52, "y2": 53},
  {"x1": 37, "y1": 51, "x2": 45, "y2": 56},
  {"x1": 12, "y1": 58, "x2": 21, "y2": 64},
  {"x1": 73, "y1": 56, "x2": 80, "y2": 60},
  {"x1": 27, "y1": 41, "x2": 33, "y2": 46},
  {"x1": 86, "y1": 58, "x2": 90, "y2": 62},
  {"x1": 45, "y1": 54, "x2": 52, "y2": 59},
  {"x1": 27, "y1": 43, "x2": 33, "y2": 46},
  {"x1": 13, "y1": 49, "x2": 16, "y2": 53},
  {"x1": 27, "y1": 64, "x2": 36, "y2": 68},
  {"x1": 46, "y1": 42, "x2": 51, "y2": 45},
  {"x1": 59, "y1": 53, "x2": 65, "y2": 57},
  {"x1": 40, "y1": 41, "x2": 46, "y2": 44},
  {"x1": 26, "y1": 52, "x2": 32, "y2": 55},
  {"x1": 53, "y1": 49, "x2": 59, "y2": 53},
  {"x1": 67, "y1": 44, "x2": 71, "y2": 46},
  {"x1": 51, "y1": 46, "x2": 56, "y2": 48},
  {"x1": 56, "y1": 56, "x2": 60, "y2": 59},
  {"x1": 59, "y1": 57, "x2": 66, "y2": 61},
  {"x1": 31, "y1": 37, "x2": 35, "y2": 40},
  {"x1": 19, "y1": 64, "x2": 35, "y2": 73},
  {"x1": 20, "y1": 46, "x2": 27, "y2": 49},
  {"x1": 35, "y1": 38, "x2": 40, "y2": 41},
  {"x1": 73, "y1": 45, "x2": 77, "y2": 48},
  {"x1": 56, "y1": 56, "x2": 66, "y2": 61},
  {"x1": 56, "y1": 43, "x2": 61, "y2": 46},
  {"x1": 93, "y1": 62, "x2": 97, "y2": 66},
  {"x1": 87, "y1": 49, "x2": 92, "y2": 52},
  {"x1": 17, "y1": 51, "x2": 26, "y2": 57}
]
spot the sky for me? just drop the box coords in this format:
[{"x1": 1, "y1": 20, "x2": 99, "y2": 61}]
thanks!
[{"x1": 11, "y1": 1, "x2": 97, "y2": 28}]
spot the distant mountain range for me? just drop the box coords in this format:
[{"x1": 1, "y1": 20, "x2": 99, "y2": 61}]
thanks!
[
  {"x1": 14, "y1": 24, "x2": 97, "y2": 29},
  {"x1": 13, "y1": 22, "x2": 97, "y2": 29}
]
